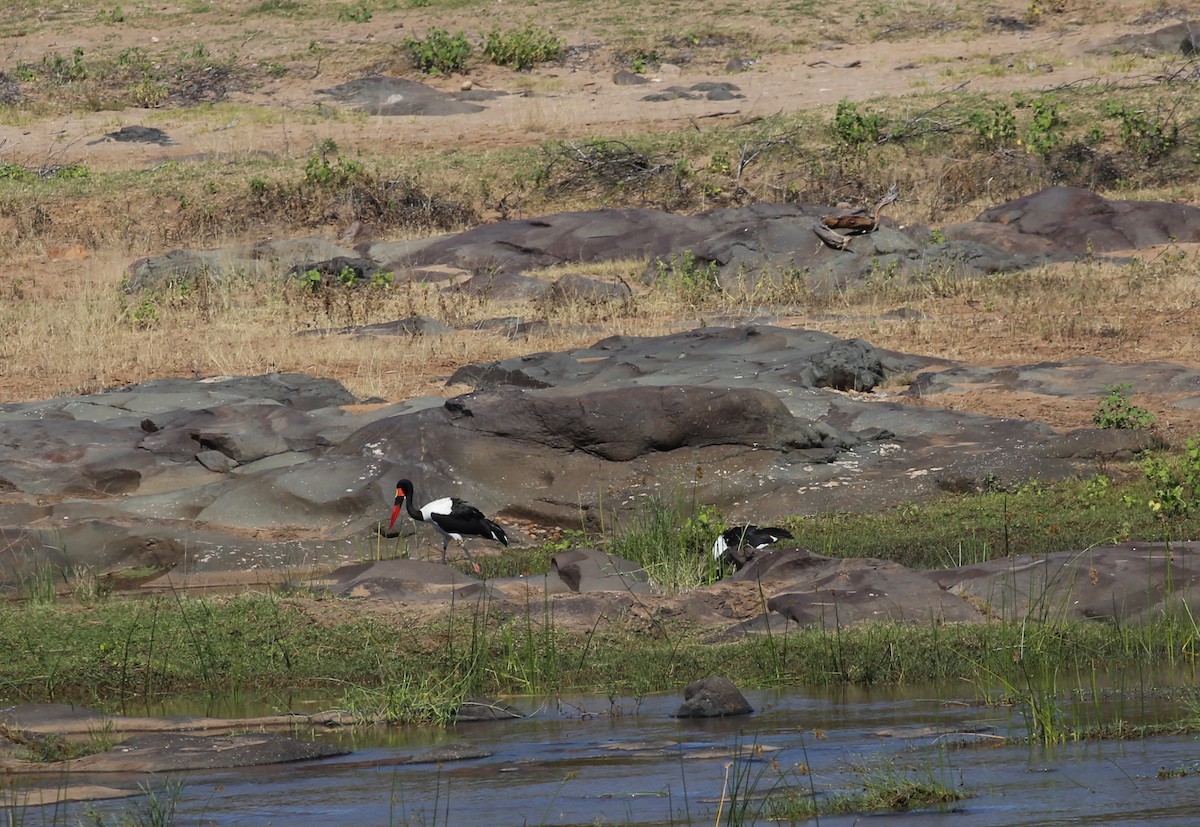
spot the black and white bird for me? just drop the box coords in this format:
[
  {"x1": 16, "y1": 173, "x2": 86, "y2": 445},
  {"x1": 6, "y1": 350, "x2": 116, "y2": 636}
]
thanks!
[
  {"x1": 388, "y1": 479, "x2": 508, "y2": 573},
  {"x1": 712, "y1": 525, "x2": 794, "y2": 569}
]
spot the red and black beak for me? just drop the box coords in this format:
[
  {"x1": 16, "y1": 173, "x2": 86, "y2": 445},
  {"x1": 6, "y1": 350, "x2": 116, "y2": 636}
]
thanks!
[{"x1": 388, "y1": 488, "x2": 404, "y2": 530}]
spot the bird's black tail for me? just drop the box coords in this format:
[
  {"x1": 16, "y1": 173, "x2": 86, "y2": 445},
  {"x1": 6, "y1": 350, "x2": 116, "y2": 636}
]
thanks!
[{"x1": 484, "y1": 519, "x2": 509, "y2": 546}]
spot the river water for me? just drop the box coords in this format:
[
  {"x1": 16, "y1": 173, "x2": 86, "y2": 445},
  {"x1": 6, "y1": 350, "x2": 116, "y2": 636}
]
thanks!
[{"x1": 17, "y1": 681, "x2": 1200, "y2": 826}]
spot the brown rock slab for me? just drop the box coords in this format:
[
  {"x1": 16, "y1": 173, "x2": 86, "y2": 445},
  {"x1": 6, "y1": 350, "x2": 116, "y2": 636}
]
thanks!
[{"x1": 6, "y1": 732, "x2": 347, "y2": 774}]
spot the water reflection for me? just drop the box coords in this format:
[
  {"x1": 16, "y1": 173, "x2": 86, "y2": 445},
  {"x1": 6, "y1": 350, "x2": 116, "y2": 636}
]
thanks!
[{"x1": 18, "y1": 678, "x2": 1200, "y2": 826}]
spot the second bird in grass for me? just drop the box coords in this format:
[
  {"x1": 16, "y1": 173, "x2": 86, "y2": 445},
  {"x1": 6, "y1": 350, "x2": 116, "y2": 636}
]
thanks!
[
  {"x1": 388, "y1": 478, "x2": 509, "y2": 573},
  {"x1": 712, "y1": 525, "x2": 794, "y2": 570}
]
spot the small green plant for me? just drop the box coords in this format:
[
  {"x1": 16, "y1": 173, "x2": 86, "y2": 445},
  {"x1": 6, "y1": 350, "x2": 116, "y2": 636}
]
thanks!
[
  {"x1": 54, "y1": 163, "x2": 91, "y2": 180},
  {"x1": 627, "y1": 50, "x2": 659, "y2": 74},
  {"x1": 97, "y1": 6, "x2": 126, "y2": 23},
  {"x1": 653, "y1": 250, "x2": 721, "y2": 301},
  {"x1": 1022, "y1": 94, "x2": 1064, "y2": 156},
  {"x1": 404, "y1": 28, "x2": 472, "y2": 75},
  {"x1": 969, "y1": 102, "x2": 1018, "y2": 149},
  {"x1": 832, "y1": 99, "x2": 884, "y2": 148},
  {"x1": 927, "y1": 227, "x2": 947, "y2": 244},
  {"x1": 19, "y1": 565, "x2": 59, "y2": 604},
  {"x1": 1077, "y1": 474, "x2": 1111, "y2": 510},
  {"x1": 249, "y1": 0, "x2": 305, "y2": 14},
  {"x1": 44, "y1": 48, "x2": 89, "y2": 84},
  {"x1": 707, "y1": 150, "x2": 732, "y2": 175},
  {"x1": 483, "y1": 24, "x2": 564, "y2": 70},
  {"x1": 1103, "y1": 101, "x2": 1179, "y2": 163},
  {"x1": 339, "y1": 672, "x2": 465, "y2": 725},
  {"x1": 337, "y1": 1, "x2": 372, "y2": 22},
  {"x1": 1092, "y1": 384, "x2": 1155, "y2": 430},
  {"x1": 1141, "y1": 437, "x2": 1200, "y2": 518},
  {"x1": 302, "y1": 139, "x2": 364, "y2": 186},
  {"x1": 121, "y1": 292, "x2": 162, "y2": 330},
  {"x1": 765, "y1": 757, "x2": 966, "y2": 819},
  {"x1": 0, "y1": 161, "x2": 35, "y2": 181},
  {"x1": 128, "y1": 79, "x2": 168, "y2": 107},
  {"x1": 126, "y1": 779, "x2": 185, "y2": 827}
]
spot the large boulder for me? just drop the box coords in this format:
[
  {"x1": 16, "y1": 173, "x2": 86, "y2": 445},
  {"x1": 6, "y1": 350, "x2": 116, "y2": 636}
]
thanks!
[{"x1": 672, "y1": 676, "x2": 753, "y2": 718}]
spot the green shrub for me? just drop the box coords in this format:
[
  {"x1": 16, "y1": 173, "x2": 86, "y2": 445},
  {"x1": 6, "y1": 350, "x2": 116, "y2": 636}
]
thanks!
[
  {"x1": 969, "y1": 102, "x2": 1017, "y2": 149},
  {"x1": 337, "y1": 1, "x2": 372, "y2": 22},
  {"x1": 653, "y1": 250, "x2": 721, "y2": 300},
  {"x1": 44, "y1": 48, "x2": 89, "y2": 84},
  {"x1": 832, "y1": 99, "x2": 883, "y2": 148},
  {"x1": 1021, "y1": 94, "x2": 1063, "y2": 156},
  {"x1": 1140, "y1": 437, "x2": 1200, "y2": 518},
  {"x1": 0, "y1": 162, "x2": 35, "y2": 182},
  {"x1": 128, "y1": 78, "x2": 168, "y2": 107},
  {"x1": 404, "y1": 29, "x2": 472, "y2": 75},
  {"x1": 302, "y1": 139, "x2": 364, "y2": 187},
  {"x1": 1092, "y1": 384, "x2": 1155, "y2": 430},
  {"x1": 482, "y1": 24, "x2": 564, "y2": 70},
  {"x1": 1103, "y1": 101, "x2": 1179, "y2": 163}
]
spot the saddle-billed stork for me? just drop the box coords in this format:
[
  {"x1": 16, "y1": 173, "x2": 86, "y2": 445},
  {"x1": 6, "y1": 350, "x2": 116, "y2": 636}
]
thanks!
[
  {"x1": 388, "y1": 479, "x2": 508, "y2": 573},
  {"x1": 712, "y1": 525, "x2": 794, "y2": 570}
]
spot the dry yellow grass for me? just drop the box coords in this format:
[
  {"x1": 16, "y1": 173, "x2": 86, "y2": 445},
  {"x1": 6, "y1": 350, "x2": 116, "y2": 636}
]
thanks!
[
  {"x1": 1, "y1": 0, "x2": 1197, "y2": 426},
  {"x1": 4, "y1": 240, "x2": 1197, "y2": 426}
]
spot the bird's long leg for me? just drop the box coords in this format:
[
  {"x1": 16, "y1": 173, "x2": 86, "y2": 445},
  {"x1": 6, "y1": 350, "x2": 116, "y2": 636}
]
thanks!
[
  {"x1": 441, "y1": 536, "x2": 449, "y2": 565},
  {"x1": 459, "y1": 539, "x2": 480, "y2": 574}
]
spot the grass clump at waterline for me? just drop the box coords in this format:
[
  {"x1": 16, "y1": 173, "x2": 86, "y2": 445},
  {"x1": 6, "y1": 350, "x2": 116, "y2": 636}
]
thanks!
[
  {"x1": 760, "y1": 759, "x2": 966, "y2": 821},
  {"x1": 2, "y1": 591, "x2": 1199, "y2": 714}
]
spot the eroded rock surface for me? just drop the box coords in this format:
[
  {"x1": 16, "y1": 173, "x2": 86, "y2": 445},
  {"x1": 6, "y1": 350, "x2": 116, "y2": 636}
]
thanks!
[
  {"x1": 711, "y1": 541, "x2": 1200, "y2": 635},
  {"x1": 2, "y1": 324, "x2": 1192, "y2": 588},
  {"x1": 124, "y1": 188, "x2": 1200, "y2": 296}
]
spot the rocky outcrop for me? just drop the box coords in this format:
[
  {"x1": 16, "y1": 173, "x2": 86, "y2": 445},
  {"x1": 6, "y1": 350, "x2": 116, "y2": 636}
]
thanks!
[
  {"x1": 124, "y1": 188, "x2": 1200, "y2": 296},
  {"x1": 3, "y1": 325, "x2": 1192, "y2": 587},
  {"x1": 712, "y1": 541, "x2": 1200, "y2": 635}
]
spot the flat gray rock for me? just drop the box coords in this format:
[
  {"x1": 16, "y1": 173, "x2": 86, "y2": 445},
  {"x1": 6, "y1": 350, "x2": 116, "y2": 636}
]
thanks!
[
  {"x1": 56, "y1": 733, "x2": 346, "y2": 772},
  {"x1": 317, "y1": 76, "x2": 505, "y2": 116},
  {"x1": 944, "y1": 186, "x2": 1200, "y2": 254},
  {"x1": 929, "y1": 541, "x2": 1200, "y2": 623},
  {"x1": 318, "y1": 558, "x2": 488, "y2": 600},
  {"x1": 548, "y1": 548, "x2": 652, "y2": 594}
]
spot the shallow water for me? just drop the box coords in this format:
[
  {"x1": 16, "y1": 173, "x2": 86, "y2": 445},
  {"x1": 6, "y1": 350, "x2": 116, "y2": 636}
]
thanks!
[{"x1": 15, "y1": 680, "x2": 1200, "y2": 826}]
